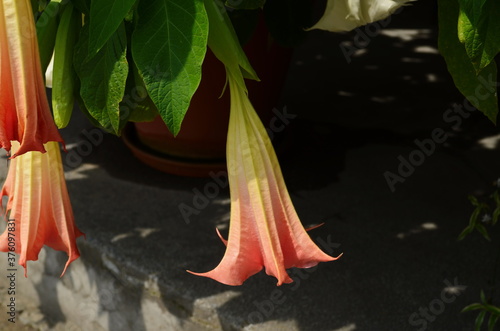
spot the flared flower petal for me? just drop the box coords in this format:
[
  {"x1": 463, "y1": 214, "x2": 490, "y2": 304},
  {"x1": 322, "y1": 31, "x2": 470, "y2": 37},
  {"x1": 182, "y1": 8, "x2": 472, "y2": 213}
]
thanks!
[
  {"x1": 0, "y1": 141, "x2": 83, "y2": 276},
  {"x1": 0, "y1": 0, "x2": 63, "y2": 156},
  {"x1": 307, "y1": 0, "x2": 413, "y2": 32},
  {"x1": 189, "y1": 70, "x2": 341, "y2": 286}
]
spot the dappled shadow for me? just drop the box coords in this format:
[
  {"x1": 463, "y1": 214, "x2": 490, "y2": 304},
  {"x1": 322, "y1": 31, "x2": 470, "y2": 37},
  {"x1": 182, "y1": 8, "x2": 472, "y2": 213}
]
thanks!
[
  {"x1": 23, "y1": 0, "x2": 500, "y2": 330},
  {"x1": 284, "y1": 1, "x2": 449, "y2": 135}
]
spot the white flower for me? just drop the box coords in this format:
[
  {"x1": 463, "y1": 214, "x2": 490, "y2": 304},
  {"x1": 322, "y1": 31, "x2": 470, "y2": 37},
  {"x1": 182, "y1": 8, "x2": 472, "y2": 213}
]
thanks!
[
  {"x1": 307, "y1": 0, "x2": 413, "y2": 32},
  {"x1": 481, "y1": 214, "x2": 492, "y2": 224}
]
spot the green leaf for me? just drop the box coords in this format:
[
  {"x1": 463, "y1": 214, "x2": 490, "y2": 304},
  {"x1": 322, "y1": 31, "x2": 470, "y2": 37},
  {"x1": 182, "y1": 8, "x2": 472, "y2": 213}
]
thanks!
[
  {"x1": 31, "y1": 0, "x2": 49, "y2": 15},
  {"x1": 468, "y1": 201, "x2": 486, "y2": 227},
  {"x1": 120, "y1": 58, "x2": 159, "y2": 123},
  {"x1": 469, "y1": 194, "x2": 481, "y2": 206},
  {"x1": 476, "y1": 223, "x2": 491, "y2": 241},
  {"x1": 225, "y1": 0, "x2": 265, "y2": 10},
  {"x1": 131, "y1": 0, "x2": 208, "y2": 136},
  {"x1": 480, "y1": 290, "x2": 487, "y2": 303},
  {"x1": 438, "y1": 0, "x2": 498, "y2": 124},
  {"x1": 470, "y1": 207, "x2": 481, "y2": 226},
  {"x1": 74, "y1": 22, "x2": 129, "y2": 134},
  {"x1": 74, "y1": 87, "x2": 102, "y2": 128},
  {"x1": 52, "y1": 2, "x2": 80, "y2": 128},
  {"x1": 462, "y1": 303, "x2": 484, "y2": 312},
  {"x1": 488, "y1": 313, "x2": 499, "y2": 331},
  {"x1": 88, "y1": 0, "x2": 136, "y2": 60},
  {"x1": 36, "y1": 1, "x2": 61, "y2": 76},
  {"x1": 494, "y1": 190, "x2": 500, "y2": 202},
  {"x1": 483, "y1": 304, "x2": 500, "y2": 315},
  {"x1": 475, "y1": 310, "x2": 487, "y2": 331},
  {"x1": 458, "y1": 225, "x2": 474, "y2": 240},
  {"x1": 458, "y1": 0, "x2": 500, "y2": 73},
  {"x1": 492, "y1": 207, "x2": 500, "y2": 225},
  {"x1": 493, "y1": 190, "x2": 500, "y2": 204},
  {"x1": 125, "y1": 91, "x2": 159, "y2": 122}
]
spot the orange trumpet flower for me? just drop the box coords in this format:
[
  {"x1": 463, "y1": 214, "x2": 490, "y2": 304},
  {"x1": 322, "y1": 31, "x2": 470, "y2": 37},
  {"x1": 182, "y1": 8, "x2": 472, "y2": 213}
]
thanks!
[
  {"x1": 189, "y1": 70, "x2": 341, "y2": 285},
  {"x1": 0, "y1": 0, "x2": 63, "y2": 156},
  {"x1": 0, "y1": 141, "x2": 83, "y2": 276}
]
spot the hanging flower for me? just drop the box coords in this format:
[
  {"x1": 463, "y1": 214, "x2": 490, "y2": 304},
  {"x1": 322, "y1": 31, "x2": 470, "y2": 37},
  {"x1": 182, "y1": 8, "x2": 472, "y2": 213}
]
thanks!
[
  {"x1": 307, "y1": 0, "x2": 413, "y2": 32},
  {"x1": 0, "y1": 141, "x2": 83, "y2": 276},
  {"x1": 188, "y1": 70, "x2": 341, "y2": 286},
  {"x1": 0, "y1": 0, "x2": 63, "y2": 157}
]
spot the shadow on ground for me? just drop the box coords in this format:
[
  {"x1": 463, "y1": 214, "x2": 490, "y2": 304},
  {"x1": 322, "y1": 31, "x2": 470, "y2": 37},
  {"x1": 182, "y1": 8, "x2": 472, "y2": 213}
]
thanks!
[{"x1": 27, "y1": 1, "x2": 500, "y2": 331}]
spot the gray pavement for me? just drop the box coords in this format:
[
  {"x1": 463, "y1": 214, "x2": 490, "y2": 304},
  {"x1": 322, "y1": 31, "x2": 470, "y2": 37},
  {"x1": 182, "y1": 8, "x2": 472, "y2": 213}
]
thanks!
[{"x1": 1, "y1": 1, "x2": 500, "y2": 330}]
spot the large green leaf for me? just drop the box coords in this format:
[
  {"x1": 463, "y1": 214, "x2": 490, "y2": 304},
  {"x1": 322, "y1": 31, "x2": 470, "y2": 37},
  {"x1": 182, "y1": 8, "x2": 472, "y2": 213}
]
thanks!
[
  {"x1": 458, "y1": 0, "x2": 500, "y2": 73},
  {"x1": 131, "y1": 0, "x2": 208, "y2": 136},
  {"x1": 36, "y1": 1, "x2": 61, "y2": 76},
  {"x1": 74, "y1": 22, "x2": 129, "y2": 134},
  {"x1": 88, "y1": 0, "x2": 136, "y2": 60},
  {"x1": 52, "y1": 2, "x2": 80, "y2": 128},
  {"x1": 120, "y1": 56, "x2": 159, "y2": 123},
  {"x1": 438, "y1": 0, "x2": 498, "y2": 124}
]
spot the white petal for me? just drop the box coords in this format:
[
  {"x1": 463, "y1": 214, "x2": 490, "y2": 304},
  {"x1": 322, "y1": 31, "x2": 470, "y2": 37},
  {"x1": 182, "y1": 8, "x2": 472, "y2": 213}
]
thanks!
[{"x1": 307, "y1": 0, "x2": 414, "y2": 32}]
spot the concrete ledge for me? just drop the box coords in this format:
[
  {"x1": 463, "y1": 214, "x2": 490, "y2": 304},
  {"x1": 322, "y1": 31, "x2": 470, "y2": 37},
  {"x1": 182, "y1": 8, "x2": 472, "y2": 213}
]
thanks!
[
  {"x1": 1, "y1": 2, "x2": 500, "y2": 330},
  {"x1": 2, "y1": 119, "x2": 499, "y2": 331}
]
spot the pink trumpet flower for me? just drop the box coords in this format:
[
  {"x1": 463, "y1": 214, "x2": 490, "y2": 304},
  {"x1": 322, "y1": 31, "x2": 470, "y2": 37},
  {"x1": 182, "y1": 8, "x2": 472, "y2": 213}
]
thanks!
[
  {"x1": 0, "y1": 141, "x2": 83, "y2": 276},
  {"x1": 0, "y1": 0, "x2": 64, "y2": 156},
  {"x1": 189, "y1": 70, "x2": 342, "y2": 285}
]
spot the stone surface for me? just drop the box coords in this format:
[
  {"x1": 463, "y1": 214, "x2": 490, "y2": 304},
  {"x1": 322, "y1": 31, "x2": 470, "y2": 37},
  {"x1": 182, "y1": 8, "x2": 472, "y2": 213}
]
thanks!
[{"x1": 1, "y1": 1, "x2": 500, "y2": 331}]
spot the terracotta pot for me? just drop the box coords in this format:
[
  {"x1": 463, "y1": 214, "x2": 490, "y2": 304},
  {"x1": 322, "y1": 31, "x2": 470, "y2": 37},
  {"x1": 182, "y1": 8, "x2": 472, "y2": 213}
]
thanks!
[{"x1": 125, "y1": 19, "x2": 292, "y2": 177}]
